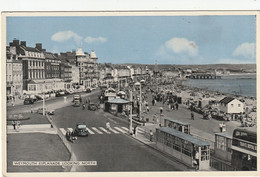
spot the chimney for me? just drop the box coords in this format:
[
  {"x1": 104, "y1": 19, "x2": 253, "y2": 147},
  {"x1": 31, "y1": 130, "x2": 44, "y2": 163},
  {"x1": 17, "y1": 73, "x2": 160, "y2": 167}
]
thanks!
[
  {"x1": 20, "y1": 41, "x2": 26, "y2": 47},
  {"x1": 13, "y1": 39, "x2": 19, "y2": 46},
  {"x1": 9, "y1": 42, "x2": 14, "y2": 46},
  {"x1": 35, "y1": 43, "x2": 42, "y2": 51},
  {"x1": 54, "y1": 53, "x2": 58, "y2": 58}
]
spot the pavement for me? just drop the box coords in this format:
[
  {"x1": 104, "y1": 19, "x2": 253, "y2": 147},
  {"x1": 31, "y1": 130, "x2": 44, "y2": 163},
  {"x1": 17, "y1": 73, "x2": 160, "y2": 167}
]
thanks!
[{"x1": 7, "y1": 124, "x2": 57, "y2": 134}]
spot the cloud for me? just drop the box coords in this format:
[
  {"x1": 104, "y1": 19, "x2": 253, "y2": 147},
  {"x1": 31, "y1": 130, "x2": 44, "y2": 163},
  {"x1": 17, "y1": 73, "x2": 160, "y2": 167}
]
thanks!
[
  {"x1": 51, "y1": 31, "x2": 82, "y2": 45},
  {"x1": 85, "y1": 36, "x2": 107, "y2": 44},
  {"x1": 165, "y1": 38, "x2": 198, "y2": 56},
  {"x1": 232, "y1": 42, "x2": 255, "y2": 59},
  {"x1": 216, "y1": 58, "x2": 255, "y2": 64}
]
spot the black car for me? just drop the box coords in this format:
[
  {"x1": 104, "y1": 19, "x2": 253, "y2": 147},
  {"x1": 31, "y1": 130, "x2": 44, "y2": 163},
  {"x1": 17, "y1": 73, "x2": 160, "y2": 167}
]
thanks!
[
  {"x1": 73, "y1": 123, "x2": 89, "y2": 137},
  {"x1": 86, "y1": 88, "x2": 92, "y2": 93},
  {"x1": 88, "y1": 103, "x2": 98, "y2": 111},
  {"x1": 23, "y1": 98, "x2": 35, "y2": 105}
]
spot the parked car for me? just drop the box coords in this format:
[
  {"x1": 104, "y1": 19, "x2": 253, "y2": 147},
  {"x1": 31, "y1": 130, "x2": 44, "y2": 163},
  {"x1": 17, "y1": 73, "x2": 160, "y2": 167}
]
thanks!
[
  {"x1": 23, "y1": 98, "x2": 35, "y2": 105},
  {"x1": 73, "y1": 123, "x2": 89, "y2": 137},
  {"x1": 35, "y1": 95, "x2": 43, "y2": 101},
  {"x1": 88, "y1": 103, "x2": 98, "y2": 111},
  {"x1": 56, "y1": 91, "x2": 65, "y2": 97},
  {"x1": 73, "y1": 94, "x2": 82, "y2": 102},
  {"x1": 38, "y1": 108, "x2": 55, "y2": 115},
  {"x1": 86, "y1": 88, "x2": 92, "y2": 93},
  {"x1": 73, "y1": 100, "x2": 81, "y2": 107}
]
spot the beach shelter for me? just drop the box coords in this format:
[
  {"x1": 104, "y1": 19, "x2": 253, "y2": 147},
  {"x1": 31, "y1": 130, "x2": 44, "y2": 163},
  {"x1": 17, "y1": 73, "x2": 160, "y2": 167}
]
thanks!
[{"x1": 107, "y1": 98, "x2": 130, "y2": 113}]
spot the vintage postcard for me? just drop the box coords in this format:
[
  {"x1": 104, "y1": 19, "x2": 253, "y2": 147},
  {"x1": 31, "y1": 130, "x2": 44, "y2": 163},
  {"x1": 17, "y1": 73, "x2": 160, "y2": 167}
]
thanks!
[{"x1": 1, "y1": 11, "x2": 259, "y2": 176}]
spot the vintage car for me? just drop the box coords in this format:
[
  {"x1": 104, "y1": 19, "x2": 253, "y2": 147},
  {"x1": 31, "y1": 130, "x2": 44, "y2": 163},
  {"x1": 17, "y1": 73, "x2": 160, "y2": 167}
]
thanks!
[
  {"x1": 73, "y1": 123, "x2": 89, "y2": 137},
  {"x1": 88, "y1": 103, "x2": 98, "y2": 111},
  {"x1": 73, "y1": 100, "x2": 81, "y2": 107},
  {"x1": 38, "y1": 108, "x2": 55, "y2": 115},
  {"x1": 86, "y1": 88, "x2": 92, "y2": 93},
  {"x1": 23, "y1": 98, "x2": 35, "y2": 105}
]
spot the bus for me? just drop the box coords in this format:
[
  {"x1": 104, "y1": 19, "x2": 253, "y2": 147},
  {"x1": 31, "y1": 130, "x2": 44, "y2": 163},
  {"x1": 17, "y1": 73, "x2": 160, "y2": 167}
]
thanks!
[{"x1": 231, "y1": 127, "x2": 257, "y2": 171}]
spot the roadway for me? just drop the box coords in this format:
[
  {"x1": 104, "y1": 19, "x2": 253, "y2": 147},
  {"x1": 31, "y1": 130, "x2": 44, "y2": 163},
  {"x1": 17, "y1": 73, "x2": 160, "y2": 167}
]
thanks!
[{"x1": 7, "y1": 89, "x2": 181, "y2": 171}]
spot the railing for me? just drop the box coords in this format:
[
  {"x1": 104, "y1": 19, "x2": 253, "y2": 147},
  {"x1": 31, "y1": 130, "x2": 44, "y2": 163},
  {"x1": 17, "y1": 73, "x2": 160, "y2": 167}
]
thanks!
[{"x1": 210, "y1": 156, "x2": 234, "y2": 171}]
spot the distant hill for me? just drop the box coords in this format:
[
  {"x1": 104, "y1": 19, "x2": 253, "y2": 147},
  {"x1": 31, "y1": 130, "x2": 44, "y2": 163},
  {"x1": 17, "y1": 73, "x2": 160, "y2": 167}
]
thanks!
[{"x1": 112, "y1": 63, "x2": 256, "y2": 73}]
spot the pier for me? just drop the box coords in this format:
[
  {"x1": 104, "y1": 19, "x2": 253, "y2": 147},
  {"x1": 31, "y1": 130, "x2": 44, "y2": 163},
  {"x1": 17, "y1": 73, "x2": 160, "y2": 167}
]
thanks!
[{"x1": 187, "y1": 74, "x2": 221, "y2": 79}]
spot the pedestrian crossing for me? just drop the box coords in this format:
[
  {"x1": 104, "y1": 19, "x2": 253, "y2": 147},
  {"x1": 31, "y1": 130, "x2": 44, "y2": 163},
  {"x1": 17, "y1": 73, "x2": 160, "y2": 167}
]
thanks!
[{"x1": 59, "y1": 126, "x2": 145, "y2": 136}]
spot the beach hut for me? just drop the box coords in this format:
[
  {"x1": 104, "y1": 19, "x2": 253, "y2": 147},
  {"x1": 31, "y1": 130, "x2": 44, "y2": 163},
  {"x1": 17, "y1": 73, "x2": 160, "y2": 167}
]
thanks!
[{"x1": 219, "y1": 97, "x2": 244, "y2": 114}]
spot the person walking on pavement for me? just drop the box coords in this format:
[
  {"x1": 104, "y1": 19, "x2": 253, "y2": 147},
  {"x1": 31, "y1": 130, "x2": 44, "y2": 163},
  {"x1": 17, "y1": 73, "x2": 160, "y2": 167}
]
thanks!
[
  {"x1": 219, "y1": 122, "x2": 224, "y2": 132},
  {"x1": 12, "y1": 120, "x2": 16, "y2": 130},
  {"x1": 146, "y1": 106, "x2": 150, "y2": 113},
  {"x1": 175, "y1": 102, "x2": 179, "y2": 110},
  {"x1": 191, "y1": 111, "x2": 194, "y2": 120},
  {"x1": 16, "y1": 121, "x2": 21, "y2": 131},
  {"x1": 195, "y1": 150, "x2": 200, "y2": 170},
  {"x1": 106, "y1": 121, "x2": 111, "y2": 130},
  {"x1": 133, "y1": 126, "x2": 136, "y2": 137},
  {"x1": 149, "y1": 130, "x2": 154, "y2": 142},
  {"x1": 160, "y1": 107, "x2": 163, "y2": 115}
]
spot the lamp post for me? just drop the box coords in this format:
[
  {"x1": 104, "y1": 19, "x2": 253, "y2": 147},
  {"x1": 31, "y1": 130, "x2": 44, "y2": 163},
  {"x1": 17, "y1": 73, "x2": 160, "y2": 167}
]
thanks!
[
  {"x1": 134, "y1": 82, "x2": 142, "y2": 120},
  {"x1": 129, "y1": 90, "x2": 133, "y2": 134},
  {"x1": 42, "y1": 81, "x2": 46, "y2": 116}
]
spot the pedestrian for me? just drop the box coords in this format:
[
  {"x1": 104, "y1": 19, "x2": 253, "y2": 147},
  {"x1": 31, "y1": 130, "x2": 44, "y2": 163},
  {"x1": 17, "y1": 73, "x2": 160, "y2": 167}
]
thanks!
[
  {"x1": 133, "y1": 126, "x2": 136, "y2": 136},
  {"x1": 175, "y1": 103, "x2": 179, "y2": 110},
  {"x1": 88, "y1": 97, "x2": 91, "y2": 104},
  {"x1": 146, "y1": 106, "x2": 150, "y2": 112},
  {"x1": 106, "y1": 121, "x2": 111, "y2": 130},
  {"x1": 82, "y1": 104, "x2": 86, "y2": 110},
  {"x1": 195, "y1": 150, "x2": 200, "y2": 170},
  {"x1": 12, "y1": 120, "x2": 16, "y2": 130},
  {"x1": 149, "y1": 130, "x2": 154, "y2": 142},
  {"x1": 30, "y1": 105, "x2": 33, "y2": 113},
  {"x1": 222, "y1": 122, "x2": 226, "y2": 132},
  {"x1": 135, "y1": 126, "x2": 138, "y2": 137},
  {"x1": 16, "y1": 121, "x2": 21, "y2": 131},
  {"x1": 160, "y1": 107, "x2": 163, "y2": 115},
  {"x1": 191, "y1": 111, "x2": 194, "y2": 120},
  {"x1": 152, "y1": 99, "x2": 155, "y2": 106},
  {"x1": 219, "y1": 122, "x2": 224, "y2": 132}
]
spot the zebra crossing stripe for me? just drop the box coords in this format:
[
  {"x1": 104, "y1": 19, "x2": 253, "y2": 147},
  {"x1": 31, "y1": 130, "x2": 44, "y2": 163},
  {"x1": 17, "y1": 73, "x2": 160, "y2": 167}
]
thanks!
[
  {"x1": 99, "y1": 127, "x2": 111, "y2": 134},
  {"x1": 121, "y1": 127, "x2": 128, "y2": 131},
  {"x1": 114, "y1": 127, "x2": 127, "y2": 133},
  {"x1": 92, "y1": 127, "x2": 103, "y2": 134},
  {"x1": 86, "y1": 128, "x2": 95, "y2": 134},
  {"x1": 68, "y1": 128, "x2": 73, "y2": 132},
  {"x1": 60, "y1": 128, "x2": 66, "y2": 135},
  {"x1": 109, "y1": 128, "x2": 119, "y2": 134}
]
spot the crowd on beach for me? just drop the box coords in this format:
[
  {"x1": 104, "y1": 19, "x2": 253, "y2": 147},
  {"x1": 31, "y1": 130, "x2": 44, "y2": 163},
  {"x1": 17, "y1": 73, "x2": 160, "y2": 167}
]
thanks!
[{"x1": 119, "y1": 79, "x2": 257, "y2": 128}]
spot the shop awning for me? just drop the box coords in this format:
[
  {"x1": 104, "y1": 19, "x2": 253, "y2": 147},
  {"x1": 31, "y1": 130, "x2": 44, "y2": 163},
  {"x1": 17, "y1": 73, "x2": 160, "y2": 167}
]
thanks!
[{"x1": 108, "y1": 98, "x2": 129, "y2": 104}]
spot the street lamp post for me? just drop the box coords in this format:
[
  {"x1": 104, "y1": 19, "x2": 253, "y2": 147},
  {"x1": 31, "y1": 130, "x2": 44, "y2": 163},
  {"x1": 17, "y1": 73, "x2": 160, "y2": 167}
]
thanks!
[
  {"x1": 42, "y1": 81, "x2": 46, "y2": 116},
  {"x1": 134, "y1": 82, "x2": 142, "y2": 120},
  {"x1": 129, "y1": 90, "x2": 133, "y2": 134}
]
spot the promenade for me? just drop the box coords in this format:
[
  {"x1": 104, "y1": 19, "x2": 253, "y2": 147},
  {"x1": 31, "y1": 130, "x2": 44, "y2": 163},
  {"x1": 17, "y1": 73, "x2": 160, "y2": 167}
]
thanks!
[{"x1": 132, "y1": 85, "x2": 243, "y2": 146}]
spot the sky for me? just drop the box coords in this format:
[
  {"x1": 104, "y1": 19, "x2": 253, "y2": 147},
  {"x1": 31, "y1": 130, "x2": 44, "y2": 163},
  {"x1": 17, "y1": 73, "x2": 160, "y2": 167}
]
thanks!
[{"x1": 6, "y1": 15, "x2": 256, "y2": 65}]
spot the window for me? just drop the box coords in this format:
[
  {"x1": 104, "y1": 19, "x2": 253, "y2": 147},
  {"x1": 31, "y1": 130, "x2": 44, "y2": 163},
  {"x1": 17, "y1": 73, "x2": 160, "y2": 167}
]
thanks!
[
  {"x1": 231, "y1": 104, "x2": 234, "y2": 107},
  {"x1": 238, "y1": 104, "x2": 241, "y2": 107}
]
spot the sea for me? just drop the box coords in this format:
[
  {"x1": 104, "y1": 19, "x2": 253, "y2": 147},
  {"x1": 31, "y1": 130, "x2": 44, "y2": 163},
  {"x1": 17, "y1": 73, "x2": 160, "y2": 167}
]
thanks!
[{"x1": 183, "y1": 73, "x2": 256, "y2": 98}]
